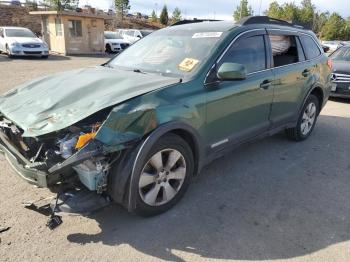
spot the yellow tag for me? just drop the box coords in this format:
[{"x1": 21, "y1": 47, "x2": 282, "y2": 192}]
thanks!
[{"x1": 178, "y1": 58, "x2": 200, "y2": 72}]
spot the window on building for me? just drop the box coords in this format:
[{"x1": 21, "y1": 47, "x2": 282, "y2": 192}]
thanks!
[
  {"x1": 55, "y1": 18, "x2": 62, "y2": 36},
  {"x1": 269, "y1": 35, "x2": 300, "y2": 67},
  {"x1": 220, "y1": 35, "x2": 267, "y2": 74},
  {"x1": 300, "y1": 35, "x2": 321, "y2": 60},
  {"x1": 68, "y1": 20, "x2": 82, "y2": 37}
]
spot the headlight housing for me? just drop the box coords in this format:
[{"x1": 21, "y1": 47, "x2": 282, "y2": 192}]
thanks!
[
  {"x1": 10, "y1": 42, "x2": 20, "y2": 47},
  {"x1": 42, "y1": 42, "x2": 48, "y2": 48}
]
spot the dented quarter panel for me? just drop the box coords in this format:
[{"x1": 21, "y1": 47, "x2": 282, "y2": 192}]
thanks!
[{"x1": 0, "y1": 66, "x2": 179, "y2": 137}]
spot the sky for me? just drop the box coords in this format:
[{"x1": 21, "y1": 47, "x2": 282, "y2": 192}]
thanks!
[{"x1": 79, "y1": 0, "x2": 349, "y2": 20}]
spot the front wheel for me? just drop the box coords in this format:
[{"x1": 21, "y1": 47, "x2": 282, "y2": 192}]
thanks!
[
  {"x1": 133, "y1": 133, "x2": 194, "y2": 216},
  {"x1": 286, "y1": 94, "x2": 320, "y2": 141}
]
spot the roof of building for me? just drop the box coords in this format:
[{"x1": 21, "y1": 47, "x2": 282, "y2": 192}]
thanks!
[{"x1": 29, "y1": 11, "x2": 113, "y2": 20}]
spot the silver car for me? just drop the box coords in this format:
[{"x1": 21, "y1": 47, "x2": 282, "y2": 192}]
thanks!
[{"x1": 0, "y1": 26, "x2": 49, "y2": 58}]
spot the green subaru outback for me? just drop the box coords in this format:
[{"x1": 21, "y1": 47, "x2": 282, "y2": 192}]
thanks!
[{"x1": 0, "y1": 16, "x2": 332, "y2": 216}]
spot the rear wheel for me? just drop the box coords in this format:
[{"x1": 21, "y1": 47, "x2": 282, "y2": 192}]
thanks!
[
  {"x1": 106, "y1": 44, "x2": 112, "y2": 53},
  {"x1": 286, "y1": 94, "x2": 319, "y2": 141},
  {"x1": 133, "y1": 134, "x2": 194, "y2": 216}
]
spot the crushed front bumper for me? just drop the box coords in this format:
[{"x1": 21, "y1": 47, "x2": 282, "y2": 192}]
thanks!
[
  {"x1": 0, "y1": 132, "x2": 55, "y2": 187},
  {"x1": 0, "y1": 130, "x2": 105, "y2": 188}
]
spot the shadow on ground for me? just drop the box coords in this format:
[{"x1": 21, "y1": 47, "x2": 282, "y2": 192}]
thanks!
[{"x1": 67, "y1": 115, "x2": 350, "y2": 261}]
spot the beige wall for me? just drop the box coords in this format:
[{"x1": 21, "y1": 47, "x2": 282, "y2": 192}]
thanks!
[
  {"x1": 43, "y1": 15, "x2": 105, "y2": 55},
  {"x1": 63, "y1": 16, "x2": 104, "y2": 55}
]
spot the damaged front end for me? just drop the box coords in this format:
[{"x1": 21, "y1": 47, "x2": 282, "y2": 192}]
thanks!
[{"x1": 0, "y1": 111, "x2": 116, "y2": 193}]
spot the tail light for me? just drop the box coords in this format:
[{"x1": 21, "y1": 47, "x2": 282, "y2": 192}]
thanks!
[{"x1": 327, "y1": 59, "x2": 333, "y2": 70}]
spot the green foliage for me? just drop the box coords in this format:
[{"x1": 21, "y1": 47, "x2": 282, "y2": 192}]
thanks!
[
  {"x1": 265, "y1": 0, "x2": 349, "y2": 40},
  {"x1": 233, "y1": 0, "x2": 253, "y2": 21},
  {"x1": 172, "y1": 7, "x2": 182, "y2": 23},
  {"x1": 320, "y1": 13, "x2": 347, "y2": 40},
  {"x1": 25, "y1": 0, "x2": 38, "y2": 10},
  {"x1": 160, "y1": 5, "x2": 169, "y2": 25},
  {"x1": 151, "y1": 10, "x2": 157, "y2": 23},
  {"x1": 43, "y1": 0, "x2": 78, "y2": 11},
  {"x1": 115, "y1": 0, "x2": 130, "y2": 19}
]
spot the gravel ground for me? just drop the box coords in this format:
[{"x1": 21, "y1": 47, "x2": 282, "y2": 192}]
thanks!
[{"x1": 0, "y1": 54, "x2": 350, "y2": 262}]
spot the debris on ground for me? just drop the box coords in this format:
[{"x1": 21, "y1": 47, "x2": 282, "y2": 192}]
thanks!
[{"x1": 0, "y1": 226, "x2": 10, "y2": 234}]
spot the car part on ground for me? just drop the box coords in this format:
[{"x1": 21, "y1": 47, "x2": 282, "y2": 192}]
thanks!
[{"x1": 0, "y1": 16, "x2": 332, "y2": 216}]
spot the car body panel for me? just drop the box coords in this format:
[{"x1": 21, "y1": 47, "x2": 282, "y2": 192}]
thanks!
[{"x1": 0, "y1": 66, "x2": 180, "y2": 137}]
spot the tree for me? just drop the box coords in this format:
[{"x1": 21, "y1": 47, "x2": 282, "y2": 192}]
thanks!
[
  {"x1": 172, "y1": 7, "x2": 182, "y2": 23},
  {"x1": 43, "y1": 0, "x2": 78, "y2": 11},
  {"x1": 233, "y1": 0, "x2": 253, "y2": 21},
  {"x1": 159, "y1": 5, "x2": 169, "y2": 25},
  {"x1": 115, "y1": 0, "x2": 130, "y2": 20},
  {"x1": 299, "y1": 0, "x2": 315, "y2": 27},
  {"x1": 265, "y1": 1, "x2": 282, "y2": 19},
  {"x1": 151, "y1": 10, "x2": 157, "y2": 23},
  {"x1": 320, "y1": 13, "x2": 347, "y2": 40}
]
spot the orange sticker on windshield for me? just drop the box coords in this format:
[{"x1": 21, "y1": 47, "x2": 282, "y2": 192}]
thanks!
[{"x1": 178, "y1": 58, "x2": 200, "y2": 72}]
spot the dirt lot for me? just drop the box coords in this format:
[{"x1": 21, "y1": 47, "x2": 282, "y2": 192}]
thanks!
[{"x1": 0, "y1": 54, "x2": 350, "y2": 262}]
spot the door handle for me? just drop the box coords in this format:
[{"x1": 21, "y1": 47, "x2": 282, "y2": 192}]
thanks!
[
  {"x1": 260, "y1": 79, "x2": 272, "y2": 90},
  {"x1": 302, "y1": 69, "x2": 310, "y2": 77}
]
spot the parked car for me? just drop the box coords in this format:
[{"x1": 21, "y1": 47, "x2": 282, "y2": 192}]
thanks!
[
  {"x1": 104, "y1": 31, "x2": 130, "y2": 53},
  {"x1": 329, "y1": 45, "x2": 350, "y2": 98},
  {"x1": 321, "y1": 41, "x2": 344, "y2": 53},
  {"x1": 0, "y1": 27, "x2": 49, "y2": 58},
  {"x1": 121, "y1": 29, "x2": 153, "y2": 44},
  {"x1": 0, "y1": 16, "x2": 332, "y2": 216}
]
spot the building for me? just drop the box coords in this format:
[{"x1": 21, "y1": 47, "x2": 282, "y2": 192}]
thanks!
[{"x1": 30, "y1": 11, "x2": 112, "y2": 55}]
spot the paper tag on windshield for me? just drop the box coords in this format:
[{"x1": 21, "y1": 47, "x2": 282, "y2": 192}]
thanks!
[
  {"x1": 192, "y1": 32, "x2": 223, "y2": 38},
  {"x1": 178, "y1": 58, "x2": 200, "y2": 72}
]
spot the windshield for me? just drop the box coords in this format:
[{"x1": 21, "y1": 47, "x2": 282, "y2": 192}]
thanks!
[
  {"x1": 105, "y1": 32, "x2": 122, "y2": 39},
  {"x1": 331, "y1": 47, "x2": 350, "y2": 62},
  {"x1": 5, "y1": 28, "x2": 36, "y2": 38},
  {"x1": 108, "y1": 29, "x2": 223, "y2": 77}
]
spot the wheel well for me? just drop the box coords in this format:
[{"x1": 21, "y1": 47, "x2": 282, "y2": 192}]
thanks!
[
  {"x1": 310, "y1": 87, "x2": 323, "y2": 113},
  {"x1": 168, "y1": 129, "x2": 200, "y2": 175}
]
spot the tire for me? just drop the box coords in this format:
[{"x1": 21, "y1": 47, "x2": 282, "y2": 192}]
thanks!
[
  {"x1": 105, "y1": 44, "x2": 112, "y2": 53},
  {"x1": 286, "y1": 94, "x2": 320, "y2": 141},
  {"x1": 6, "y1": 45, "x2": 13, "y2": 58},
  {"x1": 132, "y1": 133, "x2": 194, "y2": 216},
  {"x1": 41, "y1": 55, "x2": 49, "y2": 59}
]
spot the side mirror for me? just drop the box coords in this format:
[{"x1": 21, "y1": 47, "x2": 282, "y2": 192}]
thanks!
[
  {"x1": 322, "y1": 45, "x2": 330, "y2": 53},
  {"x1": 217, "y1": 63, "x2": 247, "y2": 80}
]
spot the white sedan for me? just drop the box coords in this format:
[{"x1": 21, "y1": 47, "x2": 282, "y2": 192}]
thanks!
[{"x1": 0, "y1": 26, "x2": 49, "y2": 58}]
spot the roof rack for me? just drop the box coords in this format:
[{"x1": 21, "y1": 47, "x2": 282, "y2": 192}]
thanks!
[
  {"x1": 237, "y1": 16, "x2": 303, "y2": 28},
  {"x1": 171, "y1": 19, "x2": 222, "y2": 26}
]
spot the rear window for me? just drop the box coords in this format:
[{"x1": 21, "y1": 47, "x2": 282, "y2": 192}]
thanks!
[
  {"x1": 269, "y1": 35, "x2": 301, "y2": 67},
  {"x1": 300, "y1": 35, "x2": 321, "y2": 60}
]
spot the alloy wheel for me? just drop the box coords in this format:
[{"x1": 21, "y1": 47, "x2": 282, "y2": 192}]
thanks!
[
  {"x1": 301, "y1": 102, "x2": 317, "y2": 136},
  {"x1": 138, "y1": 149, "x2": 187, "y2": 206}
]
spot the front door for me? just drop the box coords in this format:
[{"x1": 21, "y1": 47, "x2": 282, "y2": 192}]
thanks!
[{"x1": 205, "y1": 31, "x2": 274, "y2": 150}]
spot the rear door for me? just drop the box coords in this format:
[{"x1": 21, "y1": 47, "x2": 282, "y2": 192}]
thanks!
[
  {"x1": 205, "y1": 30, "x2": 274, "y2": 149},
  {"x1": 267, "y1": 30, "x2": 311, "y2": 127}
]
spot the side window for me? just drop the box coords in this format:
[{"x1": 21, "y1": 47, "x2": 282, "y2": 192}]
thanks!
[
  {"x1": 55, "y1": 18, "x2": 62, "y2": 36},
  {"x1": 220, "y1": 35, "x2": 266, "y2": 74},
  {"x1": 68, "y1": 20, "x2": 82, "y2": 38},
  {"x1": 269, "y1": 34, "x2": 300, "y2": 67},
  {"x1": 300, "y1": 35, "x2": 321, "y2": 60}
]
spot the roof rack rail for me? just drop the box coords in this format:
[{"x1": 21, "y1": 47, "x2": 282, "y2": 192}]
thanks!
[
  {"x1": 237, "y1": 16, "x2": 303, "y2": 28},
  {"x1": 171, "y1": 19, "x2": 222, "y2": 26}
]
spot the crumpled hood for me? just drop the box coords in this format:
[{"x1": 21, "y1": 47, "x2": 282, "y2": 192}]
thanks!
[{"x1": 0, "y1": 66, "x2": 179, "y2": 137}]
